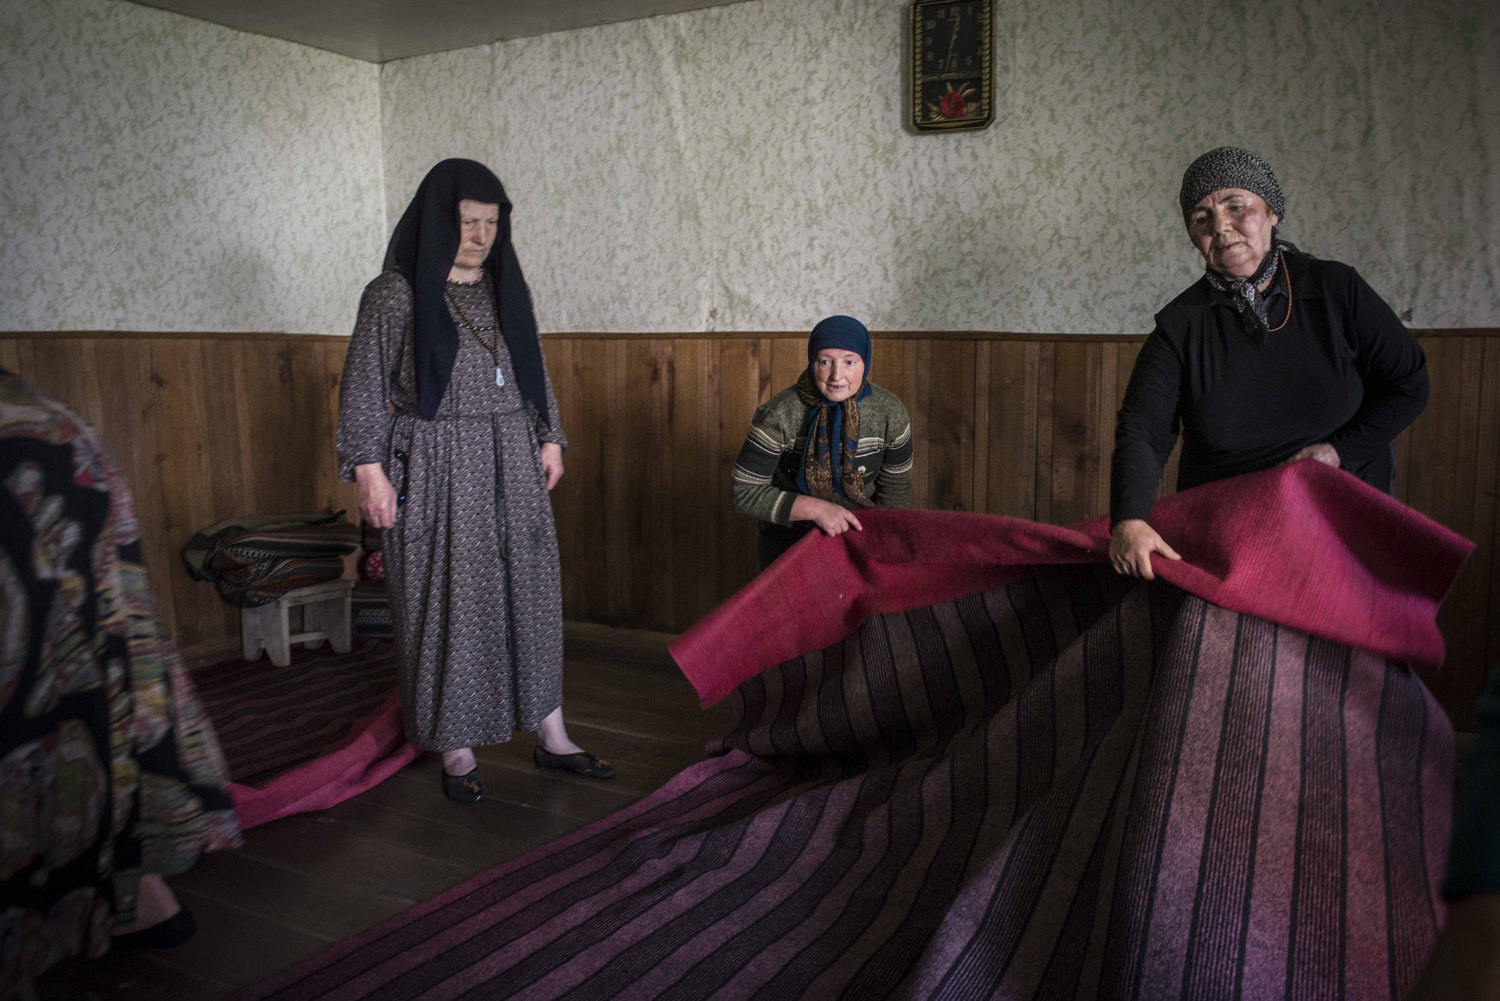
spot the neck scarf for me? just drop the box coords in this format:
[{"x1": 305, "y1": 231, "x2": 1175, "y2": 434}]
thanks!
[
  {"x1": 795, "y1": 373, "x2": 874, "y2": 506},
  {"x1": 383, "y1": 159, "x2": 548, "y2": 422},
  {"x1": 794, "y1": 315, "x2": 875, "y2": 506},
  {"x1": 1203, "y1": 237, "x2": 1298, "y2": 341}
]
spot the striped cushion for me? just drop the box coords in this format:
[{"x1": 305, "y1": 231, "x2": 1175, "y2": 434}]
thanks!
[{"x1": 183, "y1": 514, "x2": 360, "y2": 607}]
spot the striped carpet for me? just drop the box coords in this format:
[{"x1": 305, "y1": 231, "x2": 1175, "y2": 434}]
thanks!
[
  {"x1": 243, "y1": 464, "x2": 1466, "y2": 1000},
  {"x1": 196, "y1": 639, "x2": 397, "y2": 783}
]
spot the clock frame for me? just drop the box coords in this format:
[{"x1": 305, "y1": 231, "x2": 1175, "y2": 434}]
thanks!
[{"x1": 911, "y1": 0, "x2": 995, "y2": 133}]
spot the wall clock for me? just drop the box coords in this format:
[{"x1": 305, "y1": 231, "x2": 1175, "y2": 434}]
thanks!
[{"x1": 911, "y1": 0, "x2": 994, "y2": 133}]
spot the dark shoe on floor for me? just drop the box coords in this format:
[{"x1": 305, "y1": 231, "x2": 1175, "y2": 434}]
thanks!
[
  {"x1": 111, "y1": 907, "x2": 196, "y2": 949},
  {"x1": 443, "y1": 767, "x2": 486, "y2": 802},
  {"x1": 534, "y1": 746, "x2": 615, "y2": 779}
]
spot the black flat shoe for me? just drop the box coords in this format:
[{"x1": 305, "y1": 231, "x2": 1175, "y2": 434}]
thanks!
[
  {"x1": 534, "y1": 746, "x2": 615, "y2": 780},
  {"x1": 112, "y1": 907, "x2": 196, "y2": 949},
  {"x1": 443, "y1": 768, "x2": 486, "y2": 802}
]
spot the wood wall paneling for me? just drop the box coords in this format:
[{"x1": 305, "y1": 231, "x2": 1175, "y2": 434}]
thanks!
[
  {"x1": 5, "y1": 333, "x2": 360, "y2": 663},
  {"x1": 985, "y1": 340, "x2": 1040, "y2": 519},
  {"x1": 1394, "y1": 335, "x2": 1500, "y2": 726},
  {"x1": 4, "y1": 329, "x2": 1494, "y2": 729},
  {"x1": 715, "y1": 338, "x2": 763, "y2": 611}
]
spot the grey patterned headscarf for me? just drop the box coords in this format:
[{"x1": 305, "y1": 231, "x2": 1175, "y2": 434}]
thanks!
[
  {"x1": 1180, "y1": 146, "x2": 1293, "y2": 340},
  {"x1": 1179, "y1": 146, "x2": 1286, "y2": 225}
]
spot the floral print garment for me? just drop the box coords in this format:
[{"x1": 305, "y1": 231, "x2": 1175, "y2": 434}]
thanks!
[{"x1": 0, "y1": 372, "x2": 241, "y2": 992}]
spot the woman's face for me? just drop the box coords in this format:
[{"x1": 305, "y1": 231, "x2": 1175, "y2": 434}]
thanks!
[
  {"x1": 1186, "y1": 188, "x2": 1280, "y2": 280},
  {"x1": 454, "y1": 200, "x2": 501, "y2": 270},
  {"x1": 812, "y1": 349, "x2": 866, "y2": 403}
]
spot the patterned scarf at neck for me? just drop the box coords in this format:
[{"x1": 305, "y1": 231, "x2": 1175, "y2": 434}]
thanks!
[
  {"x1": 1204, "y1": 239, "x2": 1296, "y2": 341},
  {"x1": 795, "y1": 370, "x2": 875, "y2": 507}
]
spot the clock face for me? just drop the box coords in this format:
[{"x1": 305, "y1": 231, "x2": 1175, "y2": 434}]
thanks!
[{"x1": 911, "y1": 0, "x2": 994, "y2": 132}]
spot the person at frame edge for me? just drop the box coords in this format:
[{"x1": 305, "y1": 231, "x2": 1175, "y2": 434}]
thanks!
[
  {"x1": 1407, "y1": 665, "x2": 1500, "y2": 1000},
  {"x1": 1109, "y1": 146, "x2": 1428, "y2": 579},
  {"x1": 336, "y1": 158, "x2": 613, "y2": 804},
  {"x1": 0, "y1": 370, "x2": 242, "y2": 997},
  {"x1": 731, "y1": 315, "x2": 914, "y2": 569}
]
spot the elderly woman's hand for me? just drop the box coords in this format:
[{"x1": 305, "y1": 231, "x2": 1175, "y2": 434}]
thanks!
[
  {"x1": 1109, "y1": 519, "x2": 1181, "y2": 580},
  {"x1": 1283, "y1": 443, "x2": 1341, "y2": 469},
  {"x1": 790, "y1": 495, "x2": 864, "y2": 536},
  {"x1": 540, "y1": 442, "x2": 564, "y2": 491},
  {"x1": 355, "y1": 462, "x2": 398, "y2": 529}
]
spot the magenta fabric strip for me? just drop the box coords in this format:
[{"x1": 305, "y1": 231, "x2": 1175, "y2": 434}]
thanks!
[{"x1": 229, "y1": 692, "x2": 418, "y2": 829}]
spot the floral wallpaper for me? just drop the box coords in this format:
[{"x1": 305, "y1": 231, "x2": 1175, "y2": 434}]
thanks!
[
  {"x1": 3, "y1": 0, "x2": 1492, "y2": 337},
  {"x1": 380, "y1": 0, "x2": 1498, "y2": 334},
  {"x1": 0, "y1": 0, "x2": 385, "y2": 334}
]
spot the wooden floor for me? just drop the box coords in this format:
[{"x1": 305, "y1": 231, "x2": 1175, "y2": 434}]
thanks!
[{"x1": 39, "y1": 624, "x2": 730, "y2": 1001}]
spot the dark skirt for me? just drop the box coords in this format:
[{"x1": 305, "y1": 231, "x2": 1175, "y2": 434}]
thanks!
[{"x1": 758, "y1": 521, "x2": 813, "y2": 569}]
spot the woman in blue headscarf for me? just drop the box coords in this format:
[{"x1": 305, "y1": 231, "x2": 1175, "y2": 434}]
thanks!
[{"x1": 731, "y1": 315, "x2": 915, "y2": 567}]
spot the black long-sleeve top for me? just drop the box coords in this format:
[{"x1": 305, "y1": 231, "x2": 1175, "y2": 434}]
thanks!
[{"x1": 1111, "y1": 251, "x2": 1428, "y2": 525}]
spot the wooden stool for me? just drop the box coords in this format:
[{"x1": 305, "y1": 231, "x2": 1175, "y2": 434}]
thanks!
[{"x1": 241, "y1": 579, "x2": 355, "y2": 667}]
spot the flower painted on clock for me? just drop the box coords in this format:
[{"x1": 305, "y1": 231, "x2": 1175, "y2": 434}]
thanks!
[
  {"x1": 911, "y1": 0, "x2": 993, "y2": 132},
  {"x1": 928, "y1": 81, "x2": 977, "y2": 120}
]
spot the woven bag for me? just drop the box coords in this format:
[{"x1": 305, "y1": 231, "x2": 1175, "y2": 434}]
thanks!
[{"x1": 181, "y1": 511, "x2": 361, "y2": 607}]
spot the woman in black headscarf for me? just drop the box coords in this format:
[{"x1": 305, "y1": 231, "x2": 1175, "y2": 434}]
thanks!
[
  {"x1": 1109, "y1": 146, "x2": 1429, "y2": 578},
  {"x1": 338, "y1": 159, "x2": 612, "y2": 801}
]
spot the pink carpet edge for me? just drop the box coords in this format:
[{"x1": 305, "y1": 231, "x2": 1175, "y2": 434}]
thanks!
[
  {"x1": 228, "y1": 690, "x2": 418, "y2": 829},
  {"x1": 671, "y1": 461, "x2": 1475, "y2": 708}
]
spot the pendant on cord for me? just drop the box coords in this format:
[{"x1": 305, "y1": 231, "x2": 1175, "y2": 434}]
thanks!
[{"x1": 496, "y1": 367, "x2": 505, "y2": 387}]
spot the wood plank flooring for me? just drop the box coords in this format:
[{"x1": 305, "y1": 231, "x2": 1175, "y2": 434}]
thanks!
[{"x1": 38, "y1": 624, "x2": 730, "y2": 1001}]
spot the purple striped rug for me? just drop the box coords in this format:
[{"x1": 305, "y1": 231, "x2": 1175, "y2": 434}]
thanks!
[
  {"x1": 196, "y1": 639, "x2": 397, "y2": 783},
  {"x1": 241, "y1": 565, "x2": 1451, "y2": 1000}
]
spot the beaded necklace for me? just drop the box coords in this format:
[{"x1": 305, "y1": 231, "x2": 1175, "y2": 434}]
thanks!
[
  {"x1": 1266, "y1": 251, "x2": 1293, "y2": 332},
  {"x1": 445, "y1": 273, "x2": 505, "y2": 387}
]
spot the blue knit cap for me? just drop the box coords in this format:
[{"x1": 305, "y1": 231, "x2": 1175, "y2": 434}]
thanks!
[{"x1": 807, "y1": 315, "x2": 872, "y2": 376}]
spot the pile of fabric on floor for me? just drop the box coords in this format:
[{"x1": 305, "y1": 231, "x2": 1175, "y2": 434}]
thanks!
[
  {"x1": 195, "y1": 639, "x2": 399, "y2": 783},
  {"x1": 189, "y1": 522, "x2": 415, "y2": 829},
  {"x1": 245, "y1": 461, "x2": 1471, "y2": 1000}
]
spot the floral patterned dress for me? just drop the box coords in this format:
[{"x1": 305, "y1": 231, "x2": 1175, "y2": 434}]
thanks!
[
  {"x1": 0, "y1": 371, "x2": 241, "y2": 992},
  {"x1": 337, "y1": 272, "x2": 569, "y2": 752}
]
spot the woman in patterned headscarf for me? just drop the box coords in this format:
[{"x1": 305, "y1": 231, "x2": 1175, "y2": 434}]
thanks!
[
  {"x1": 338, "y1": 159, "x2": 612, "y2": 801},
  {"x1": 731, "y1": 315, "x2": 914, "y2": 568},
  {"x1": 1109, "y1": 146, "x2": 1429, "y2": 579}
]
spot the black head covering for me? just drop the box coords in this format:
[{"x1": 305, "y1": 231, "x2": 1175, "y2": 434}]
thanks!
[{"x1": 383, "y1": 158, "x2": 548, "y2": 422}]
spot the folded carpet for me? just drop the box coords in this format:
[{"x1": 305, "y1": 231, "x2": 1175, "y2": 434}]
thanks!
[
  {"x1": 194, "y1": 638, "x2": 418, "y2": 829},
  {"x1": 243, "y1": 461, "x2": 1472, "y2": 1000},
  {"x1": 196, "y1": 639, "x2": 398, "y2": 782}
]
